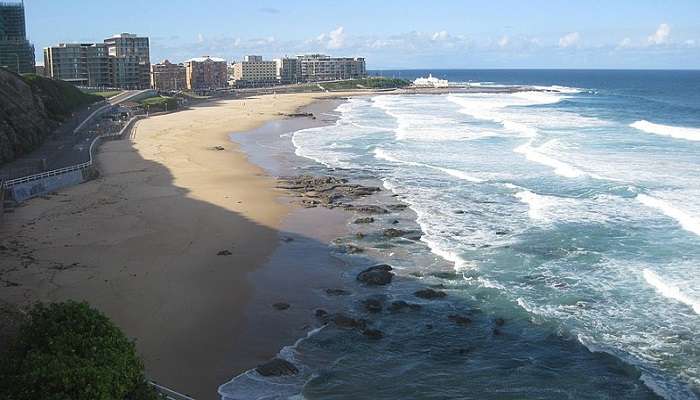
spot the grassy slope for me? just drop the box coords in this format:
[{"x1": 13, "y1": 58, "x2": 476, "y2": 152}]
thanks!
[
  {"x1": 22, "y1": 74, "x2": 102, "y2": 121},
  {"x1": 321, "y1": 77, "x2": 411, "y2": 91}
]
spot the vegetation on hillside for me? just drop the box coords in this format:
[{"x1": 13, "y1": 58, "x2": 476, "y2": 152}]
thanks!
[
  {"x1": 321, "y1": 77, "x2": 411, "y2": 91},
  {"x1": 140, "y1": 95, "x2": 178, "y2": 112},
  {"x1": 0, "y1": 301, "x2": 161, "y2": 400},
  {"x1": 88, "y1": 90, "x2": 123, "y2": 99},
  {"x1": 22, "y1": 74, "x2": 102, "y2": 121}
]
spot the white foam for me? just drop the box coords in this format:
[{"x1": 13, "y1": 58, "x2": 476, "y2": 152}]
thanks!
[
  {"x1": 631, "y1": 120, "x2": 700, "y2": 142},
  {"x1": 514, "y1": 140, "x2": 585, "y2": 178},
  {"x1": 637, "y1": 194, "x2": 700, "y2": 236},
  {"x1": 515, "y1": 190, "x2": 553, "y2": 221},
  {"x1": 643, "y1": 269, "x2": 700, "y2": 315},
  {"x1": 374, "y1": 148, "x2": 484, "y2": 183}
]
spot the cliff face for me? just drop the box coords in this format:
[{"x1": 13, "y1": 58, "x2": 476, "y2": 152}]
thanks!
[{"x1": 0, "y1": 69, "x2": 101, "y2": 165}]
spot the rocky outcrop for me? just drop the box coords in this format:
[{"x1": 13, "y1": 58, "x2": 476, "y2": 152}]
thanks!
[
  {"x1": 414, "y1": 288, "x2": 447, "y2": 299},
  {"x1": 357, "y1": 264, "x2": 394, "y2": 286},
  {"x1": 256, "y1": 358, "x2": 299, "y2": 376},
  {"x1": 277, "y1": 175, "x2": 381, "y2": 209},
  {"x1": 0, "y1": 70, "x2": 100, "y2": 164}
]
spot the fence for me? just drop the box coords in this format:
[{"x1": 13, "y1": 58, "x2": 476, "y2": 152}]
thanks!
[{"x1": 2, "y1": 115, "x2": 144, "y2": 203}]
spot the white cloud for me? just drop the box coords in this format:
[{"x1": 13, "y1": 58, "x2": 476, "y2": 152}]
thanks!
[
  {"x1": 558, "y1": 32, "x2": 580, "y2": 48},
  {"x1": 648, "y1": 23, "x2": 670, "y2": 45},
  {"x1": 498, "y1": 35, "x2": 510, "y2": 48},
  {"x1": 685, "y1": 39, "x2": 696, "y2": 47},
  {"x1": 197, "y1": 33, "x2": 204, "y2": 43},
  {"x1": 432, "y1": 30, "x2": 449, "y2": 41},
  {"x1": 327, "y1": 26, "x2": 345, "y2": 49},
  {"x1": 618, "y1": 37, "x2": 632, "y2": 48}
]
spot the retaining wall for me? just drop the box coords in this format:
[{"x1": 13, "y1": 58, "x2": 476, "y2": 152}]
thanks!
[{"x1": 8, "y1": 169, "x2": 86, "y2": 203}]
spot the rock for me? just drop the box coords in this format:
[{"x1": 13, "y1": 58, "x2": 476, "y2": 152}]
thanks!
[
  {"x1": 354, "y1": 217, "x2": 375, "y2": 224},
  {"x1": 213, "y1": 145, "x2": 225, "y2": 151},
  {"x1": 387, "y1": 204, "x2": 408, "y2": 211},
  {"x1": 383, "y1": 228, "x2": 406, "y2": 238},
  {"x1": 362, "y1": 298, "x2": 383, "y2": 313},
  {"x1": 356, "y1": 264, "x2": 394, "y2": 286},
  {"x1": 362, "y1": 329, "x2": 384, "y2": 339},
  {"x1": 495, "y1": 318, "x2": 506, "y2": 326},
  {"x1": 388, "y1": 300, "x2": 422, "y2": 312},
  {"x1": 314, "y1": 309, "x2": 330, "y2": 323},
  {"x1": 391, "y1": 219, "x2": 400, "y2": 225},
  {"x1": 350, "y1": 205, "x2": 389, "y2": 214},
  {"x1": 332, "y1": 313, "x2": 366, "y2": 329},
  {"x1": 256, "y1": 358, "x2": 299, "y2": 377},
  {"x1": 430, "y1": 271, "x2": 460, "y2": 280},
  {"x1": 448, "y1": 314, "x2": 472, "y2": 326},
  {"x1": 272, "y1": 302, "x2": 290, "y2": 310},
  {"x1": 280, "y1": 236, "x2": 295, "y2": 242},
  {"x1": 495, "y1": 230, "x2": 509, "y2": 236},
  {"x1": 325, "y1": 288, "x2": 351, "y2": 296},
  {"x1": 337, "y1": 244, "x2": 364, "y2": 254},
  {"x1": 355, "y1": 233, "x2": 365, "y2": 239},
  {"x1": 454, "y1": 210, "x2": 466, "y2": 214},
  {"x1": 414, "y1": 288, "x2": 447, "y2": 300},
  {"x1": 217, "y1": 250, "x2": 232, "y2": 256}
]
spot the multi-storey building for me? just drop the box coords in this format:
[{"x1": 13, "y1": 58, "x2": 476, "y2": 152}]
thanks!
[
  {"x1": 184, "y1": 56, "x2": 227, "y2": 91},
  {"x1": 43, "y1": 43, "x2": 111, "y2": 87},
  {"x1": 43, "y1": 33, "x2": 150, "y2": 89},
  {"x1": 297, "y1": 54, "x2": 366, "y2": 82},
  {"x1": 275, "y1": 57, "x2": 299, "y2": 84},
  {"x1": 104, "y1": 33, "x2": 150, "y2": 89},
  {"x1": 151, "y1": 59, "x2": 186, "y2": 91},
  {"x1": 231, "y1": 55, "x2": 277, "y2": 87},
  {"x1": 0, "y1": 1, "x2": 35, "y2": 74}
]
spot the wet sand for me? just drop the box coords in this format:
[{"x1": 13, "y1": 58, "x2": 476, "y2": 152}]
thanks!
[{"x1": 0, "y1": 92, "x2": 359, "y2": 400}]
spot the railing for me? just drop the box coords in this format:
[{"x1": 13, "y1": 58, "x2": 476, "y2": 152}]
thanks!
[
  {"x1": 148, "y1": 381, "x2": 196, "y2": 400},
  {"x1": 2, "y1": 115, "x2": 143, "y2": 190}
]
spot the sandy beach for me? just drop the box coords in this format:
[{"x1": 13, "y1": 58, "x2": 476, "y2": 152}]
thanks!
[{"x1": 0, "y1": 92, "x2": 356, "y2": 399}]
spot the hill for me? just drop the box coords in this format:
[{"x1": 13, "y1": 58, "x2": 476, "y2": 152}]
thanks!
[{"x1": 0, "y1": 69, "x2": 101, "y2": 165}]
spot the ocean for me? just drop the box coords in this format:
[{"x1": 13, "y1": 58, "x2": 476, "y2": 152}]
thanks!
[{"x1": 221, "y1": 70, "x2": 700, "y2": 400}]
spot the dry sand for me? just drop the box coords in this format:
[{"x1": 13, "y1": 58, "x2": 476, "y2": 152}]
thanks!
[{"x1": 0, "y1": 92, "x2": 356, "y2": 399}]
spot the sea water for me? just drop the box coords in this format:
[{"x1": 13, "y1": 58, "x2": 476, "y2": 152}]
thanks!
[{"x1": 220, "y1": 70, "x2": 700, "y2": 400}]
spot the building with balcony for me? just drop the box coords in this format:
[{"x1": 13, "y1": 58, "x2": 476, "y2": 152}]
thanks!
[
  {"x1": 296, "y1": 54, "x2": 366, "y2": 82},
  {"x1": 43, "y1": 43, "x2": 111, "y2": 87},
  {"x1": 184, "y1": 56, "x2": 227, "y2": 91},
  {"x1": 151, "y1": 60, "x2": 186, "y2": 91},
  {"x1": 275, "y1": 57, "x2": 299, "y2": 84},
  {"x1": 43, "y1": 33, "x2": 150, "y2": 89},
  {"x1": 230, "y1": 55, "x2": 277, "y2": 87},
  {"x1": 0, "y1": 1, "x2": 35, "y2": 74}
]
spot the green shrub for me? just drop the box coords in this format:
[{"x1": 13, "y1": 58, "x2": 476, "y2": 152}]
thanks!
[
  {"x1": 22, "y1": 74, "x2": 102, "y2": 121},
  {"x1": 0, "y1": 301, "x2": 161, "y2": 400}
]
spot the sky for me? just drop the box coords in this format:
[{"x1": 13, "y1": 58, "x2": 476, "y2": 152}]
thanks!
[{"x1": 22, "y1": 0, "x2": 700, "y2": 69}]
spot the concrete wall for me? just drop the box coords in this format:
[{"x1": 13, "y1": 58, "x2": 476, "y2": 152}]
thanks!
[{"x1": 8, "y1": 169, "x2": 85, "y2": 203}]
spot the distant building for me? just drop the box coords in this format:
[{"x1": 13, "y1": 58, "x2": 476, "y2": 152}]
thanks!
[
  {"x1": 34, "y1": 64, "x2": 45, "y2": 77},
  {"x1": 184, "y1": 56, "x2": 227, "y2": 91},
  {"x1": 43, "y1": 33, "x2": 150, "y2": 89},
  {"x1": 104, "y1": 33, "x2": 151, "y2": 89},
  {"x1": 230, "y1": 55, "x2": 277, "y2": 87},
  {"x1": 44, "y1": 43, "x2": 111, "y2": 87},
  {"x1": 296, "y1": 54, "x2": 366, "y2": 82},
  {"x1": 0, "y1": 1, "x2": 35, "y2": 74},
  {"x1": 151, "y1": 60, "x2": 186, "y2": 91},
  {"x1": 275, "y1": 57, "x2": 299, "y2": 84}
]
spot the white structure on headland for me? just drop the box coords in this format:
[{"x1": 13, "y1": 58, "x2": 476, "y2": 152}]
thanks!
[{"x1": 413, "y1": 74, "x2": 449, "y2": 88}]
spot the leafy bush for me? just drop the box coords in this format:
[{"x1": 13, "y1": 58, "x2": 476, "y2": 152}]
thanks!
[{"x1": 0, "y1": 301, "x2": 161, "y2": 400}]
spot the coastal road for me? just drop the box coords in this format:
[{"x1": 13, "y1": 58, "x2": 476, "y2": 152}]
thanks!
[{"x1": 0, "y1": 90, "x2": 150, "y2": 180}]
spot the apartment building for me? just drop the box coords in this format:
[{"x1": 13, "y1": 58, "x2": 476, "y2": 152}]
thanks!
[
  {"x1": 276, "y1": 54, "x2": 366, "y2": 83},
  {"x1": 275, "y1": 57, "x2": 299, "y2": 84},
  {"x1": 185, "y1": 56, "x2": 227, "y2": 91},
  {"x1": 104, "y1": 33, "x2": 151, "y2": 89},
  {"x1": 43, "y1": 43, "x2": 111, "y2": 86},
  {"x1": 0, "y1": 1, "x2": 35, "y2": 74},
  {"x1": 230, "y1": 55, "x2": 277, "y2": 87},
  {"x1": 151, "y1": 59, "x2": 186, "y2": 91},
  {"x1": 43, "y1": 33, "x2": 150, "y2": 89}
]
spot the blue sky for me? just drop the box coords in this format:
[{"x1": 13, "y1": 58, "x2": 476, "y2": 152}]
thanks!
[{"x1": 23, "y1": 0, "x2": 700, "y2": 69}]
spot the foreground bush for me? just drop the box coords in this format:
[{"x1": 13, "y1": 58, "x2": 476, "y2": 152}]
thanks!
[{"x1": 0, "y1": 301, "x2": 160, "y2": 400}]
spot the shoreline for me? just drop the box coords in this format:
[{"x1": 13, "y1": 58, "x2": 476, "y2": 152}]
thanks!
[{"x1": 0, "y1": 92, "x2": 364, "y2": 400}]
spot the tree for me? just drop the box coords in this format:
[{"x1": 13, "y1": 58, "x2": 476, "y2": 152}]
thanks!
[{"x1": 0, "y1": 301, "x2": 160, "y2": 400}]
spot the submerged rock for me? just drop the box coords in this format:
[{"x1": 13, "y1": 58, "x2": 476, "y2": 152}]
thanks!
[
  {"x1": 388, "y1": 300, "x2": 422, "y2": 312},
  {"x1": 325, "y1": 288, "x2": 351, "y2": 296},
  {"x1": 357, "y1": 264, "x2": 394, "y2": 286},
  {"x1": 217, "y1": 250, "x2": 232, "y2": 256},
  {"x1": 349, "y1": 205, "x2": 389, "y2": 214},
  {"x1": 448, "y1": 314, "x2": 473, "y2": 326},
  {"x1": 314, "y1": 309, "x2": 330, "y2": 323},
  {"x1": 430, "y1": 271, "x2": 460, "y2": 280},
  {"x1": 332, "y1": 313, "x2": 367, "y2": 329},
  {"x1": 414, "y1": 288, "x2": 447, "y2": 300},
  {"x1": 362, "y1": 329, "x2": 384, "y2": 340},
  {"x1": 354, "y1": 217, "x2": 375, "y2": 224},
  {"x1": 383, "y1": 228, "x2": 407, "y2": 238},
  {"x1": 362, "y1": 298, "x2": 383, "y2": 313},
  {"x1": 272, "y1": 302, "x2": 290, "y2": 311},
  {"x1": 256, "y1": 358, "x2": 299, "y2": 376}
]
